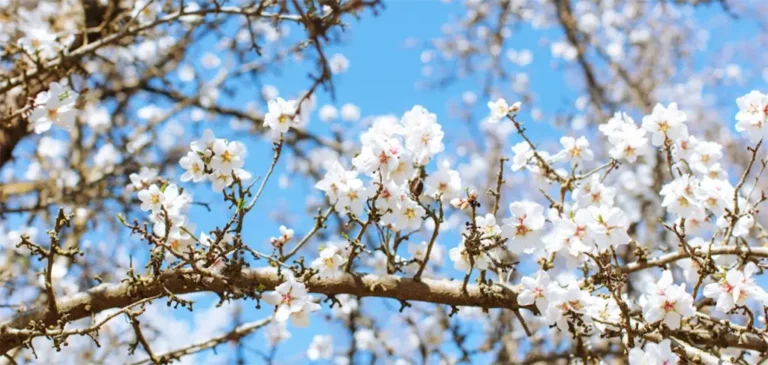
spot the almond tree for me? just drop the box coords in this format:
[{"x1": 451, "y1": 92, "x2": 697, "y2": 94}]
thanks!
[{"x1": 3, "y1": 1, "x2": 768, "y2": 365}]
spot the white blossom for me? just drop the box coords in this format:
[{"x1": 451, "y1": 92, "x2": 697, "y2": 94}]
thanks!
[
  {"x1": 642, "y1": 102, "x2": 688, "y2": 147},
  {"x1": 628, "y1": 339, "x2": 679, "y2": 365},
  {"x1": 264, "y1": 97, "x2": 300, "y2": 137},
  {"x1": 502, "y1": 201, "x2": 545, "y2": 254},
  {"x1": 640, "y1": 271, "x2": 695, "y2": 329},
  {"x1": 29, "y1": 82, "x2": 78, "y2": 134},
  {"x1": 262, "y1": 276, "x2": 321, "y2": 327},
  {"x1": 703, "y1": 263, "x2": 768, "y2": 312},
  {"x1": 517, "y1": 270, "x2": 550, "y2": 313}
]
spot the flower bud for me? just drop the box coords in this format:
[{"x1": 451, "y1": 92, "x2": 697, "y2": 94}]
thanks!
[{"x1": 409, "y1": 177, "x2": 424, "y2": 197}]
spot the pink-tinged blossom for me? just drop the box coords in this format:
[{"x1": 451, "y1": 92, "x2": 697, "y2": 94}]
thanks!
[
  {"x1": 517, "y1": 270, "x2": 551, "y2": 313},
  {"x1": 703, "y1": 263, "x2": 768, "y2": 312},
  {"x1": 262, "y1": 275, "x2": 321, "y2": 327},
  {"x1": 502, "y1": 201, "x2": 545, "y2": 254},
  {"x1": 640, "y1": 271, "x2": 695, "y2": 330},
  {"x1": 550, "y1": 208, "x2": 593, "y2": 256}
]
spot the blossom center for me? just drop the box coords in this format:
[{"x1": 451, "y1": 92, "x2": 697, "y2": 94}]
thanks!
[
  {"x1": 623, "y1": 145, "x2": 636, "y2": 156},
  {"x1": 47, "y1": 108, "x2": 59, "y2": 121},
  {"x1": 221, "y1": 149, "x2": 234, "y2": 163},
  {"x1": 378, "y1": 152, "x2": 389, "y2": 164},
  {"x1": 281, "y1": 292, "x2": 294, "y2": 305},
  {"x1": 574, "y1": 226, "x2": 587, "y2": 238},
  {"x1": 663, "y1": 300, "x2": 676, "y2": 312},
  {"x1": 569, "y1": 147, "x2": 581, "y2": 157},
  {"x1": 323, "y1": 257, "x2": 336, "y2": 268}
]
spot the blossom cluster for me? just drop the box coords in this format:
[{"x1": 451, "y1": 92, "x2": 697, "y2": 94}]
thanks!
[
  {"x1": 178, "y1": 129, "x2": 252, "y2": 192},
  {"x1": 136, "y1": 183, "x2": 196, "y2": 257},
  {"x1": 144, "y1": 89, "x2": 768, "y2": 365},
  {"x1": 69, "y1": 85, "x2": 768, "y2": 363},
  {"x1": 315, "y1": 105, "x2": 453, "y2": 232}
]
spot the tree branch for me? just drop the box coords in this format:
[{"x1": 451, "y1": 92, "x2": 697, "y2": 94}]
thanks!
[{"x1": 0, "y1": 268, "x2": 527, "y2": 354}]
